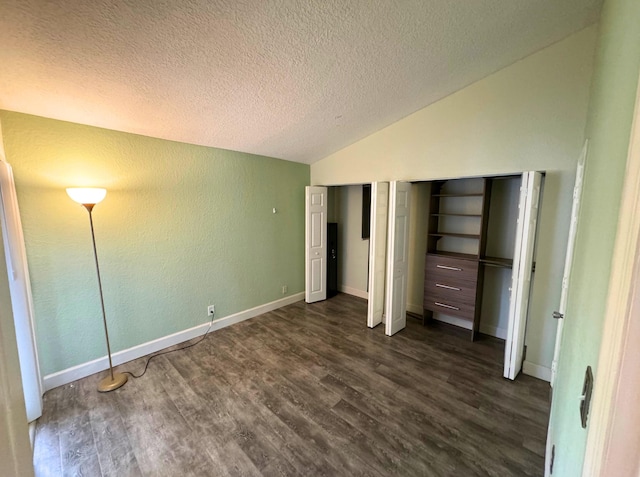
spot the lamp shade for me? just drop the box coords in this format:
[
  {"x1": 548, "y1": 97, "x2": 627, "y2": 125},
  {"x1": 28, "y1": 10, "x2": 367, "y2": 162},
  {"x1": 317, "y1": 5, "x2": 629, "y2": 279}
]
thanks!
[{"x1": 66, "y1": 188, "x2": 107, "y2": 205}]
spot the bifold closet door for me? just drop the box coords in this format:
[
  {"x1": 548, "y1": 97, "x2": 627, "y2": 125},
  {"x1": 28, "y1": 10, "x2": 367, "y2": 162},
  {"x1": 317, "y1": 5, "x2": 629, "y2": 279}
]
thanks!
[
  {"x1": 504, "y1": 171, "x2": 542, "y2": 380},
  {"x1": 550, "y1": 142, "x2": 587, "y2": 387},
  {"x1": 367, "y1": 182, "x2": 389, "y2": 328},
  {"x1": 305, "y1": 186, "x2": 327, "y2": 304},
  {"x1": 385, "y1": 181, "x2": 411, "y2": 336}
]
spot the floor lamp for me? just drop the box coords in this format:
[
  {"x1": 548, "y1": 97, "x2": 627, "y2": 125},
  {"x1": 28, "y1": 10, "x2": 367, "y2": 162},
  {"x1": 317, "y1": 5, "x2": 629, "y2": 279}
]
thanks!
[{"x1": 67, "y1": 188, "x2": 128, "y2": 392}]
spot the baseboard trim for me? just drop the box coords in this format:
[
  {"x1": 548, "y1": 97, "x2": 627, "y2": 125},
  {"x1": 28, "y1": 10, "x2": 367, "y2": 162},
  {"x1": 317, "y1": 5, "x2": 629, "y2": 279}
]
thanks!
[
  {"x1": 43, "y1": 292, "x2": 305, "y2": 391},
  {"x1": 338, "y1": 285, "x2": 368, "y2": 300},
  {"x1": 433, "y1": 314, "x2": 472, "y2": 330},
  {"x1": 523, "y1": 361, "x2": 552, "y2": 382},
  {"x1": 479, "y1": 324, "x2": 508, "y2": 340},
  {"x1": 407, "y1": 303, "x2": 422, "y2": 315}
]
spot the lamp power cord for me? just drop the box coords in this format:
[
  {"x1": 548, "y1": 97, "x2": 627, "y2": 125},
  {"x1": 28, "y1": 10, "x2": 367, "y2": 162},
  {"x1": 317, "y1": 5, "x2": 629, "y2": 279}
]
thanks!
[{"x1": 123, "y1": 313, "x2": 215, "y2": 379}]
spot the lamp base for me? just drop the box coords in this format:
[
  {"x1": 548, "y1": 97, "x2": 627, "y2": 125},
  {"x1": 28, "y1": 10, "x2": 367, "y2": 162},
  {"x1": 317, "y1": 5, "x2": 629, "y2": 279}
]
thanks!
[{"x1": 97, "y1": 372, "x2": 128, "y2": 392}]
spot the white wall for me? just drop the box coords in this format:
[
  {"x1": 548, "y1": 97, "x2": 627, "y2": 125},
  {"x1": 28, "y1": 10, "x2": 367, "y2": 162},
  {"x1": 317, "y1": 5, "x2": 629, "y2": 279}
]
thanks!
[
  {"x1": 335, "y1": 185, "x2": 369, "y2": 298},
  {"x1": 311, "y1": 26, "x2": 598, "y2": 375}
]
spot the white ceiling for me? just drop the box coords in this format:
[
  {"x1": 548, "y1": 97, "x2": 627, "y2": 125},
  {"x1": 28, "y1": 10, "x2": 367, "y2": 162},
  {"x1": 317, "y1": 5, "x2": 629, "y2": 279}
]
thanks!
[{"x1": 0, "y1": 0, "x2": 602, "y2": 164}]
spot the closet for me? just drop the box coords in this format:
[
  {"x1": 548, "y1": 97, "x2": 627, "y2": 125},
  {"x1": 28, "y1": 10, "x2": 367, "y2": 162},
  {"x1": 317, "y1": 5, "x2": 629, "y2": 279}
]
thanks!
[{"x1": 422, "y1": 176, "x2": 525, "y2": 341}]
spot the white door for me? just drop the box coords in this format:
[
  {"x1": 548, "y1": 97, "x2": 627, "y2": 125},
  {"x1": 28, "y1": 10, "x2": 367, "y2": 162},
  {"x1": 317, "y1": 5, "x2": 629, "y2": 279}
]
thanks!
[
  {"x1": 550, "y1": 141, "x2": 587, "y2": 387},
  {"x1": 385, "y1": 181, "x2": 411, "y2": 336},
  {"x1": 367, "y1": 182, "x2": 389, "y2": 328},
  {"x1": 305, "y1": 186, "x2": 327, "y2": 304},
  {"x1": 0, "y1": 160, "x2": 42, "y2": 422},
  {"x1": 504, "y1": 171, "x2": 542, "y2": 380}
]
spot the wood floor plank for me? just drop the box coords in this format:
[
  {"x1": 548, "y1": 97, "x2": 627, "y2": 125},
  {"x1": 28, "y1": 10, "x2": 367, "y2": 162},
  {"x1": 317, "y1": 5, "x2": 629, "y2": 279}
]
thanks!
[
  {"x1": 34, "y1": 293, "x2": 550, "y2": 477},
  {"x1": 56, "y1": 380, "x2": 103, "y2": 477},
  {"x1": 32, "y1": 388, "x2": 62, "y2": 477}
]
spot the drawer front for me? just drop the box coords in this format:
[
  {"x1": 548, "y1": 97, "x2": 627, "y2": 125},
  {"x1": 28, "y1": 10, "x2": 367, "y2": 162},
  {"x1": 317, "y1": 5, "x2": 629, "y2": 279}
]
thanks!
[
  {"x1": 425, "y1": 254, "x2": 478, "y2": 282},
  {"x1": 424, "y1": 279, "x2": 477, "y2": 305},
  {"x1": 423, "y1": 296, "x2": 475, "y2": 320}
]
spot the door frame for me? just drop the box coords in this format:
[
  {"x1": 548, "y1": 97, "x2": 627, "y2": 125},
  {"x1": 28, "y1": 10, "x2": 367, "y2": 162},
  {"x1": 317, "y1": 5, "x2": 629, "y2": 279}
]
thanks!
[
  {"x1": 0, "y1": 160, "x2": 43, "y2": 423},
  {"x1": 582, "y1": 74, "x2": 640, "y2": 477},
  {"x1": 550, "y1": 141, "x2": 588, "y2": 387}
]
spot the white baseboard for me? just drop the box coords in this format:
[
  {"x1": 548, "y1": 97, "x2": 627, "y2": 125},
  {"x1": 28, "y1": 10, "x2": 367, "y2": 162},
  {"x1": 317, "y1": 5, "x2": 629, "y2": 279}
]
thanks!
[
  {"x1": 338, "y1": 285, "x2": 368, "y2": 300},
  {"x1": 479, "y1": 324, "x2": 508, "y2": 340},
  {"x1": 523, "y1": 361, "x2": 552, "y2": 382},
  {"x1": 43, "y1": 292, "x2": 305, "y2": 391},
  {"x1": 433, "y1": 314, "x2": 472, "y2": 330}
]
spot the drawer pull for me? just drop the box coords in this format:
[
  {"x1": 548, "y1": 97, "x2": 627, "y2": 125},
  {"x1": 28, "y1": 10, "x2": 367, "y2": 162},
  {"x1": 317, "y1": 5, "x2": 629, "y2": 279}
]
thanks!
[
  {"x1": 434, "y1": 302, "x2": 460, "y2": 311},
  {"x1": 436, "y1": 283, "x2": 461, "y2": 291},
  {"x1": 436, "y1": 264, "x2": 463, "y2": 271}
]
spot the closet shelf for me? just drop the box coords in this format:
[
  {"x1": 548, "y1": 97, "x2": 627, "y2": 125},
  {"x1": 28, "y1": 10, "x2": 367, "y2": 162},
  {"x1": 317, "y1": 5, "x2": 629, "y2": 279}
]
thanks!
[
  {"x1": 426, "y1": 251, "x2": 478, "y2": 261},
  {"x1": 480, "y1": 256, "x2": 513, "y2": 268},
  {"x1": 431, "y1": 193, "x2": 484, "y2": 198},
  {"x1": 429, "y1": 232, "x2": 481, "y2": 239},
  {"x1": 431, "y1": 213, "x2": 482, "y2": 218}
]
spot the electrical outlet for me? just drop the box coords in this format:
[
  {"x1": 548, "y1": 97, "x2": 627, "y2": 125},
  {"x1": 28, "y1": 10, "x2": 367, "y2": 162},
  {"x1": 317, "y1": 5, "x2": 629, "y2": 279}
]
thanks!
[
  {"x1": 282, "y1": 285, "x2": 288, "y2": 294},
  {"x1": 208, "y1": 305, "x2": 215, "y2": 316}
]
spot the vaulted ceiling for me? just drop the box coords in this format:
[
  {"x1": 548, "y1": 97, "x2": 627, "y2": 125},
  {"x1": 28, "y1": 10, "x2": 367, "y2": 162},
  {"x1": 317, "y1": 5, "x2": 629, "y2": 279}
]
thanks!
[{"x1": 0, "y1": 0, "x2": 602, "y2": 164}]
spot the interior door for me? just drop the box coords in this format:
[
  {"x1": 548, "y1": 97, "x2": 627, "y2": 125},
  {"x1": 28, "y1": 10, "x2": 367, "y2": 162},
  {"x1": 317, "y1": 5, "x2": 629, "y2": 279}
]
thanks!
[
  {"x1": 504, "y1": 171, "x2": 542, "y2": 380},
  {"x1": 367, "y1": 182, "x2": 389, "y2": 328},
  {"x1": 550, "y1": 142, "x2": 587, "y2": 387},
  {"x1": 0, "y1": 160, "x2": 42, "y2": 422},
  {"x1": 385, "y1": 181, "x2": 411, "y2": 336},
  {"x1": 305, "y1": 186, "x2": 327, "y2": 304}
]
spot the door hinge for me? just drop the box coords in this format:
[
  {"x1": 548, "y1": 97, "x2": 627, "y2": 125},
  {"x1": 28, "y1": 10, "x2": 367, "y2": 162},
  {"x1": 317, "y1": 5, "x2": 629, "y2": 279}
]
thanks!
[
  {"x1": 523, "y1": 345, "x2": 527, "y2": 361},
  {"x1": 550, "y1": 444, "x2": 555, "y2": 474},
  {"x1": 553, "y1": 311, "x2": 564, "y2": 319}
]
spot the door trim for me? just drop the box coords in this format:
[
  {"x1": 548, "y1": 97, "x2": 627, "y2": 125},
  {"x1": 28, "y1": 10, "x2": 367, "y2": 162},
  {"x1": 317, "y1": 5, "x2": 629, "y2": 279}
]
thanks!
[
  {"x1": 0, "y1": 161, "x2": 43, "y2": 423},
  {"x1": 550, "y1": 141, "x2": 588, "y2": 388}
]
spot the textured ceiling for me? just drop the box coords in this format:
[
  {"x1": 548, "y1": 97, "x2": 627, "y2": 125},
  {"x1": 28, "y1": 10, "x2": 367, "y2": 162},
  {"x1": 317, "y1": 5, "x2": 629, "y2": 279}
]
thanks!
[{"x1": 0, "y1": 0, "x2": 602, "y2": 164}]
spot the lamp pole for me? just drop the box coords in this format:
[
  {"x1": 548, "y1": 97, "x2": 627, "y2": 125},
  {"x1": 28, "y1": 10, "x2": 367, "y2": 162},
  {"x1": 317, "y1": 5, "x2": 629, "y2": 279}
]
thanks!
[
  {"x1": 67, "y1": 188, "x2": 127, "y2": 393},
  {"x1": 84, "y1": 203, "x2": 124, "y2": 390}
]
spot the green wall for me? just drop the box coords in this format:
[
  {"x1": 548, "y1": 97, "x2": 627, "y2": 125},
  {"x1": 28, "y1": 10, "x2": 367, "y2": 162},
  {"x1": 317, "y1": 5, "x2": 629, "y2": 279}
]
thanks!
[
  {"x1": 0, "y1": 111, "x2": 309, "y2": 376},
  {"x1": 549, "y1": 0, "x2": 640, "y2": 474}
]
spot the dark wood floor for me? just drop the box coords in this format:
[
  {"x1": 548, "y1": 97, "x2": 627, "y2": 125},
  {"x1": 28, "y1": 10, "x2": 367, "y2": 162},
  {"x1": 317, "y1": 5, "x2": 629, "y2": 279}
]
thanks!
[{"x1": 33, "y1": 294, "x2": 550, "y2": 477}]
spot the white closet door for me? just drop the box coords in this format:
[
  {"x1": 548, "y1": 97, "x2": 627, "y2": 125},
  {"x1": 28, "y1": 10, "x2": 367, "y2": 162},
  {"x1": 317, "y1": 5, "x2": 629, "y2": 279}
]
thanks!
[
  {"x1": 550, "y1": 142, "x2": 587, "y2": 387},
  {"x1": 504, "y1": 171, "x2": 542, "y2": 380},
  {"x1": 367, "y1": 182, "x2": 389, "y2": 328},
  {"x1": 0, "y1": 160, "x2": 42, "y2": 422},
  {"x1": 385, "y1": 181, "x2": 411, "y2": 336},
  {"x1": 305, "y1": 186, "x2": 327, "y2": 303}
]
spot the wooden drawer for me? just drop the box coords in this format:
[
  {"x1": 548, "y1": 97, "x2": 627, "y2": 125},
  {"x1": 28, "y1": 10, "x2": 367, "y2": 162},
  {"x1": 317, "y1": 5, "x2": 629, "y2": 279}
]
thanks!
[
  {"x1": 423, "y1": 296, "x2": 475, "y2": 320},
  {"x1": 424, "y1": 279, "x2": 477, "y2": 305},
  {"x1": 425, "y1": 254, "x2": 478, "y2": 282}
]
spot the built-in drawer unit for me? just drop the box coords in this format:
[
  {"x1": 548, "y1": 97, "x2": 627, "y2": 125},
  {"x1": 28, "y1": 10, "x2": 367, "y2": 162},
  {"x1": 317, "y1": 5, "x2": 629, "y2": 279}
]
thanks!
[
  {"x1": 424, "y1": 254, "x2": 478, "y2": 281},
  {"x1": 423, "y1": 253, "x2": 479, "y2": 321},
  {"x1": 423, "y1": 296, "x2": 476, "y2": 320}
]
